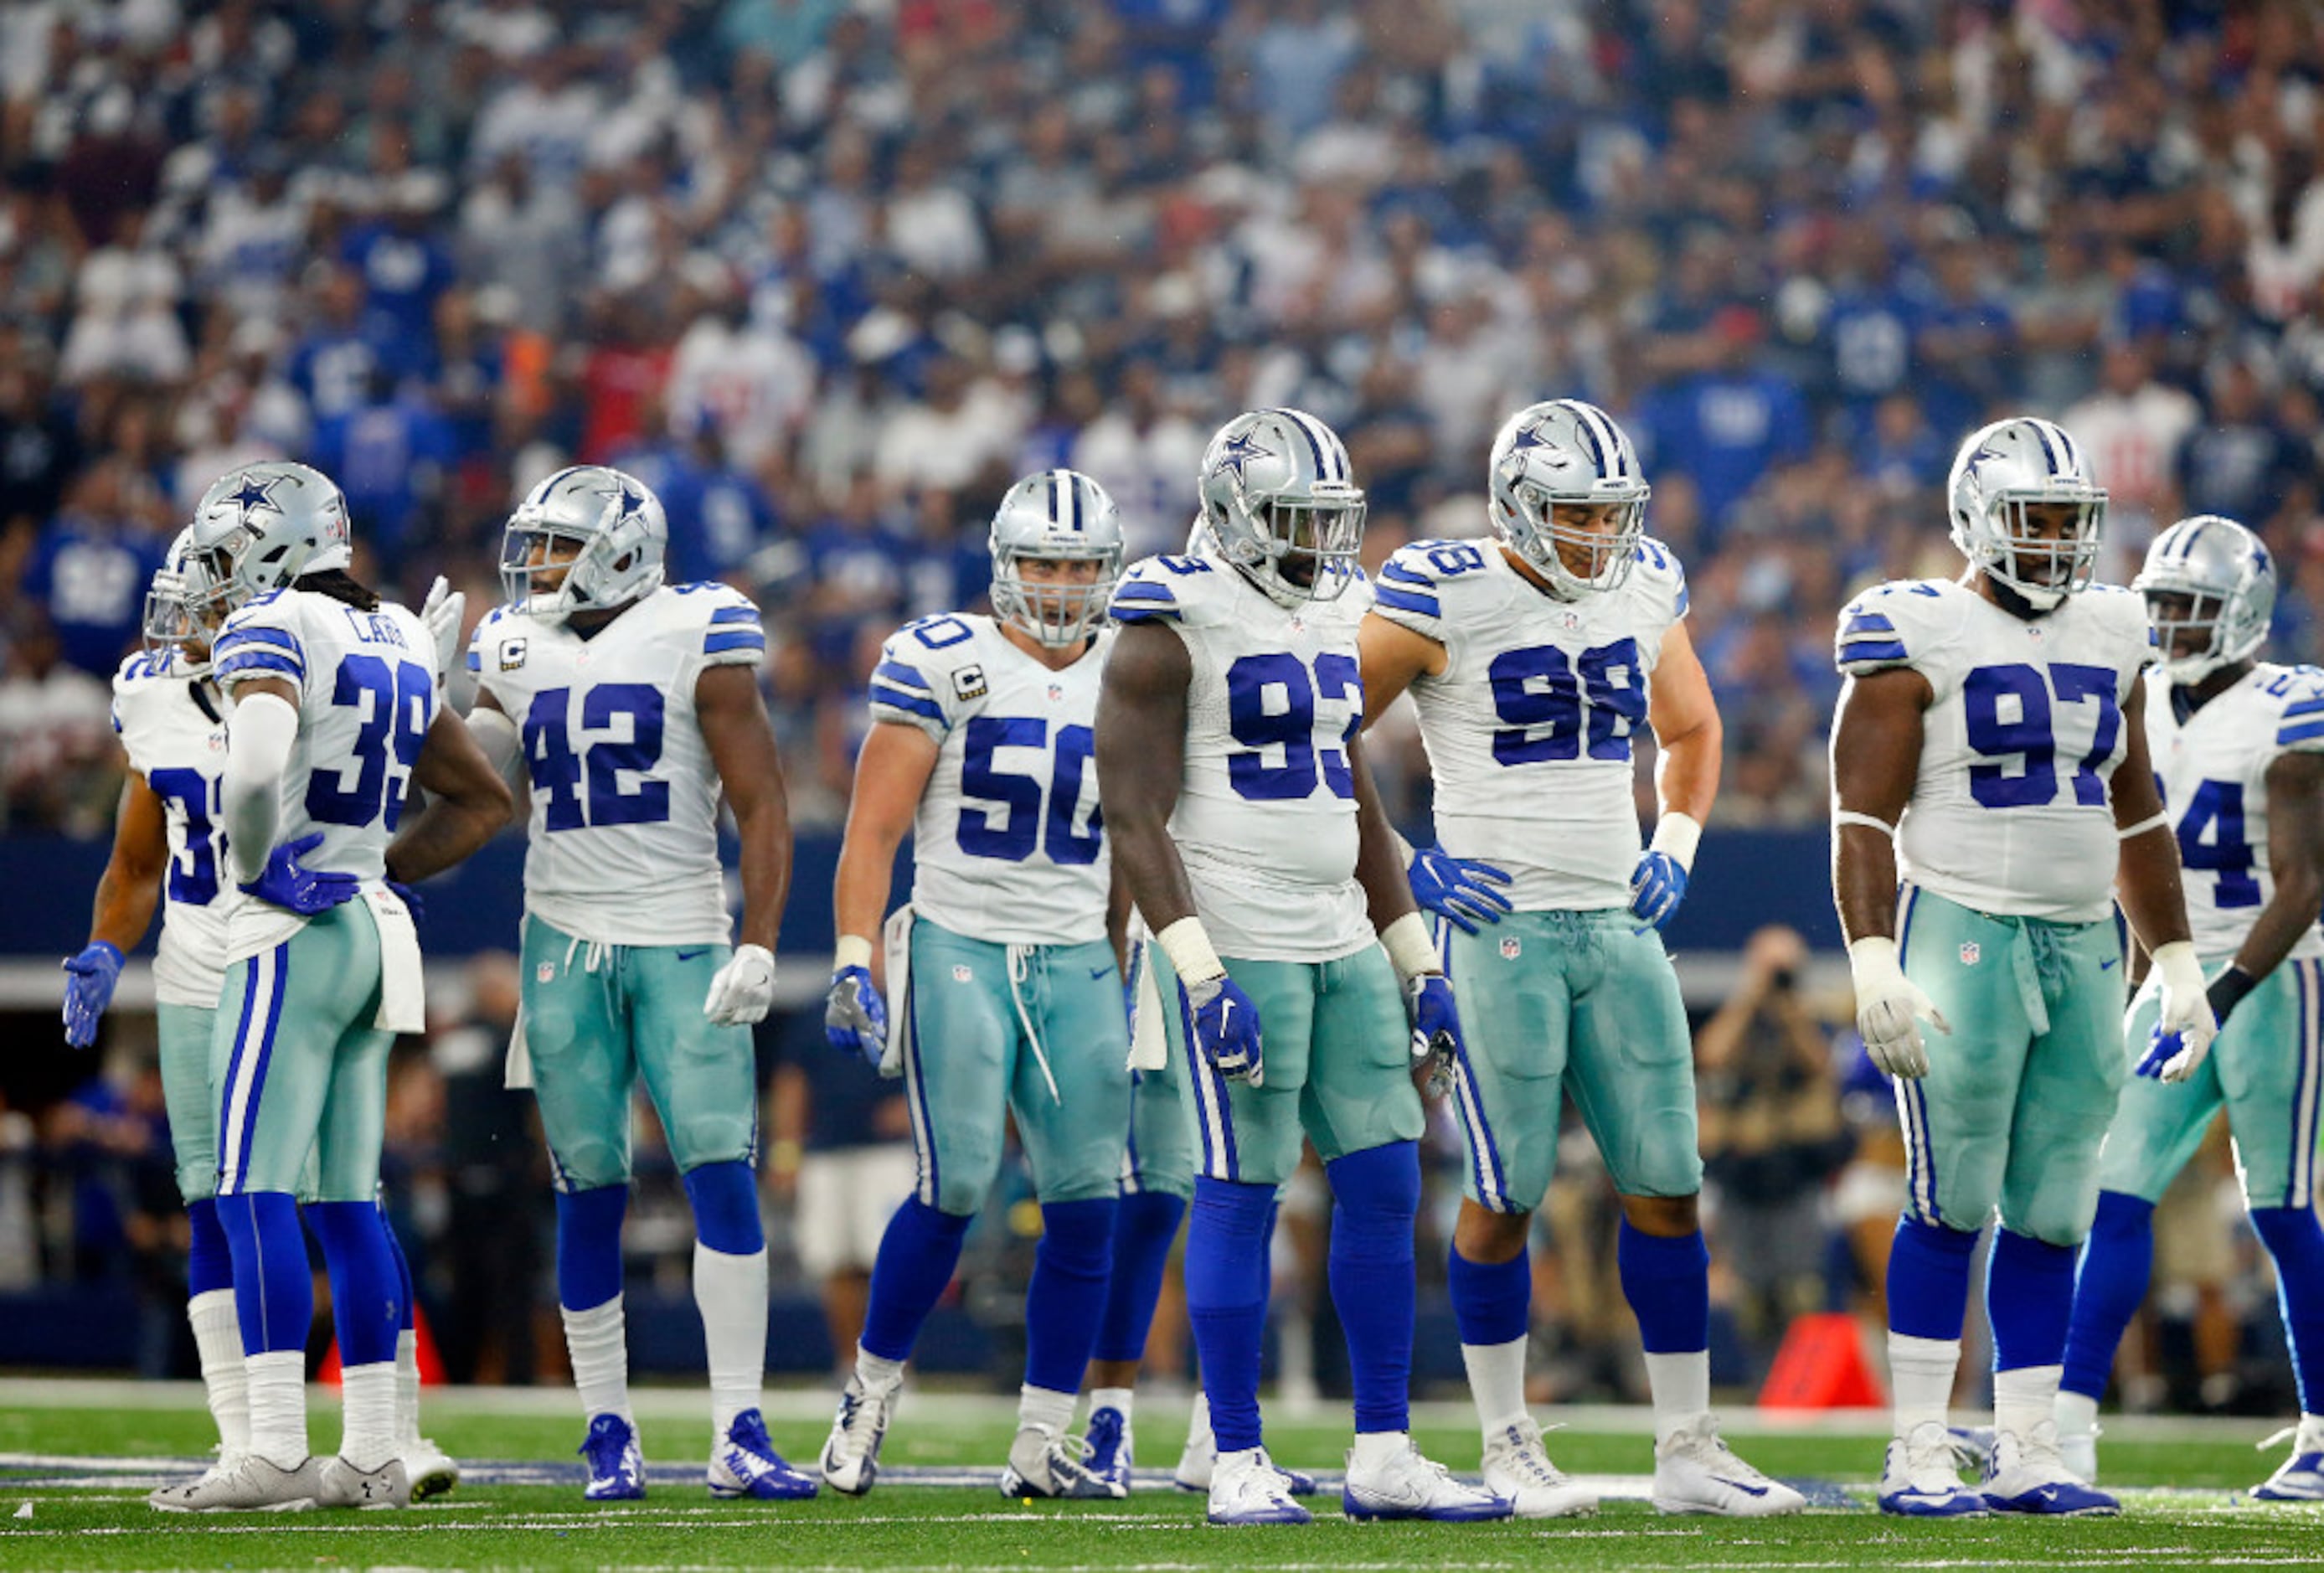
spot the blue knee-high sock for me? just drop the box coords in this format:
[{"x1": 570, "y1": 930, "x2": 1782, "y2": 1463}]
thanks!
[
  {"x1": 2063, "y1": 1191, "x2": 2154, "y2": 1400},
  {"x1": 187, "y1": 1196, "x2": 233, "y2": 1298},
  {"x1": 379, "y1": 1206, "x2": 416, "y2": 1333},
  {"x1": 2252, "y1": 1205, "x2": 2324, "y2": 1415},
  {"x1": 1184, "y1": 1177, "x2": 1275, "y2": 1454},
  {"x1": 1093, "y1": 1190, "x2": 1186, "y2": 1365},
  {"x1": 1987, "y1": 1225, "x2": 2076, "y2": 1372},
  {"x1": 683, "y1": 1159, "x2": 765, "y2": 1255},
  {"x1": 1449, "y1": 1242, "x2": 1532, "y2": 1347},
  {"x1": 1888, "y1": 1215, "x2": 1979, "y2": 1342},
  {"x1": 219, "y1": 1192, "x2": 309, "y2": 1355},
  {"x1": 1025, "y1": 1198, "x2": 1117, "y2": 1395},
  {"x1": 1326, "y1": 1142, "x2": 1420, "y2": 1436},
  {"x1": 1615, "y1": 1218, "x2": 1710, "y2": 1354},
  {"x1": 860, "y1": 1197, "x2": 973, "y2": 1363},
  {"x1": 556, "y1": 1185, "x2": 630, "y2": 1313},
  {"x1": 307, "y1": 1200, "x2": 404, "y2": 1367}
]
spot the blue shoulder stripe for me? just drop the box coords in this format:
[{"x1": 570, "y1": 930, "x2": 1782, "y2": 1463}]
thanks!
[
  {"x1": 874, "y1": 659, "x2": 932, "y2": 694},
  {"x1": 1373, "y1": 585, "x2": 1442, "y2": 619},
  {"x1": 1114, "y1": 580, "x2": 1177, "y2": 603},
  {"x1": 1110, "y1": 604, "x2": 1179, "y2": 623},
  {"x1": 215, "y1": 624, "x2": 304, "y2": 659},
  {"x1": 870, "y1": 684, "x2": 946, "y2": 723},
  {"x1": 2280, "y1": 719, "x2": 2324, "y2": 745},
  {"x1": 1379, "y1": 560, "x2": 1434, "y2": 589},
  {"x1": 710, "y1": 604, "x2": 758, "y2": 627},
  {"x1": 1837, "y1": 640, "x2": 1909, "y2": 664},
  {"x1": 1842, "y1": 611, "x2": 1897, "y2": 637},
  {"x1": 1675, "y1": 582, "x2": 1691, "y2": 617},
  {"x1": 2283, "y1": 694, "x2": 2324, "y2": 719},
  {"x1": 217, "y1": 648, "x2": 306, "y2": 681},
  {"x1": 703, "y1": 629, "x2": 766, "y2": 656},
  {"x1": 466, "y1": 646, "x2": 482, "y2": 672}
]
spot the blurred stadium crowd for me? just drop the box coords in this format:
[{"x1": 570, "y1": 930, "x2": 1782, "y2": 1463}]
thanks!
[{"x1": 3, "y1": 0, "x2": 2322, "y2": 1411}]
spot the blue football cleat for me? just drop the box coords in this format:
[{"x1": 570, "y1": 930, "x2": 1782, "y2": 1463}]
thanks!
[
  {"x1": 580, "y1": 1413, "x2": 646, "y2": 1501},
  {"x1": 709, "y1": 1408, "x2": 819, "y2": 1500}
]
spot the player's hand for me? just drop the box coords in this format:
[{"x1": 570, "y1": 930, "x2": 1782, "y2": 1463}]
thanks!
[
  {"x1": 419, "y1": 575, "x2": 466, "y2": 689},
  {"x1": 1185, "y1": 972, "x2": 1264, "y2": 1086},
  {"x1": 703, "y1": 943, "x2": 776, "y2": 1025},
  {"x1": 824, "y1": 965, "x2": 887, "y2": 1066},
  {"x1": 1627, "y1": 849, "x2": 1689, "y2": 931},
  {"x1": 2138, "y1": 941, "x2": 2218, "y2": 1083},
  {"x1": 1403, "y1": 972, "x2": 1461, "y2": 1101},
  {"x1": 386, "y1": 879, "x2": 425, "y2": 923},
  {"x1": 1406, "y1": 844, "x2": 1512, "y2": 935},
  {"x1": 1847, "y1": 936, "x2": 1949, "y2": 1079},
  {"x1": 60, "y1": 941, "x2": 125, "y2": 1050},
  {"x1": 240, "y1": 833, "x2": 362, "y2": 915}
]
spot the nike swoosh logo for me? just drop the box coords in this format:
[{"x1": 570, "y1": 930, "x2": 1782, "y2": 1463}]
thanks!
[
  {"x1": 1711, "y1": 1476, "x2": 1770, "y2": 1497},
  {"x1": 2099, "y1": 958, "x2": 2118, "y2": 970},
  {"x1": 678, "y1": 949, "x2": 709, "y2": 962},
  {"x1": 1090, "y1": 966, "x2": 1114, "y2": 979}
]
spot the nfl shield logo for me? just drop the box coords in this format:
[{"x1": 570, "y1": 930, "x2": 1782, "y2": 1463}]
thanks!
[
  {"x1": 1048, "y1": 683, "x2": 1064, "y2": 700},
  {"x1": 1500, "y1": 936, "x2": 1522, "y2": 960},
  {"x1": 952, "y1": 964, "x2": 973, "y2": 982},
  {"x1": 1959, "y1": 941, "x2": 1981, "y2": 965},
  {"x1": 536, "y1": 962, "x2": 555, "y2": 982}
]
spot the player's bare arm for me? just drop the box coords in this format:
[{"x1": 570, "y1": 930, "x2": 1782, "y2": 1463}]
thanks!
[
  {"x1": 1106, "y1": 863, "x2": 1134, "y2": 981},
  {"x1": 1354, "y1": 611, "x2": 1445, "y2": 725},
  {"x1": 1646, "y1": 619, "x2": 1721, "y2": 825},
  {"x1": 2229, "y1": 749, "x2": 2324, "y2": 990},
  {"x1": 2109, "y1": 676, "x2": 2193, "y2": 955},
  {"x1": 831, "y1": 720, "x2": 940, "y2": 961},
  {"x1": 698, "y1": 663, "x2": 793, "y2": 957},
  {"x1": 86, "y1": 776, "x2": 170, "y2": 952},
  {"x1": 1092, "y1": 620, "x2": 1197, "y2": 932},
  {"x1": 1830, "y1": 667, "x2": 1932, "y2": 943},
  {"x1": 385, "y1": 707, "x2": 516, "y2": 885}
]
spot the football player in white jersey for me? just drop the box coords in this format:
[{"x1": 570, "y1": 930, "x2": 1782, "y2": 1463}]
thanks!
[
  {"x1": 191, "y1": 462, "x2": 512, "y2": 1510},
  {"x1": 1358, "y1": 398, "x2": 1801, "y2": 1518},
  {"x1": 2056, "y1": 516, "x2": 2324, "y2": 1500},
  {"x1": 1098, "y1": 407, "x2": 1506, "y2": 1527},
  {"x1": 819, "y1": 469, "x2": 1137, "y2": 1501},
  {"x1": 1831, "y1": 417, "x2": 2210, "y2": 1517},
  {"x1": 465, "y1": 466, "x2": 806, "y2": 1503}
]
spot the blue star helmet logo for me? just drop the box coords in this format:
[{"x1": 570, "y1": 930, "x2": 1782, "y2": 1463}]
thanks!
[
  {"x1": 1510, "y1": 422, "x2": 1551, "y2": 451},
  {"x1": 598, "y1": 477, "x2": 647, "y2": 521},
  {"x1": 226, "y1": 473, "x2": 282, "y2": 518},
  {"x1": 1214, "y1": 430, "x2": 1274, "y2": 480}
]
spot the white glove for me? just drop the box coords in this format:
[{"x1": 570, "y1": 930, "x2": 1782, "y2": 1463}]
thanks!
[
  {"x1": 420, "y1": 575, "x2": 466, "y2": 691},
  {"x1": 1847, "y1": 935, "x2": 1950, "y2": 1079},
  {"x1": 2138, "y1": 941, "x2": 2218, "y2": 1084},
  {"x1": 703, "y1": 943, "x2": 777, "y2": 1025}
]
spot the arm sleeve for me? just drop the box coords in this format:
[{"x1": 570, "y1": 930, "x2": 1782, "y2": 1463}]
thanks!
[{"x1": 221, "y1": 690, "x2": 297, "y2": 884}]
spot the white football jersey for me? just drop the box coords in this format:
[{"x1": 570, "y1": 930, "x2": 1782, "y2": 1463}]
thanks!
[
  {"x1": 213, "y1": 587, "x2": 438, "y2": 961},
  {"x1": 1836, "y1": 578, "x2": 2153, "y2": 923},
  {"x1": 471, "y1": 581, "x2": 764, "y2": 947},
  {"x1": 2147, "y1": 662, "x2": 2324, "y2": 962},
  {"x1": 1109, "y1": 550, "x2": 1373, "y2": 962},
  {"x1": 110, "y1": 648, "x2": 231, "y2": 1007},
  {"x1": 868, "y1": 614, "x2": 1110, "y2": 945},
  {"x1": 1371, "y1": 537, "x2": 1688, "y2": 912}
]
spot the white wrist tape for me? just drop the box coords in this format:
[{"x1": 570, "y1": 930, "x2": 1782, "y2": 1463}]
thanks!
[
  {"x1": 1156, "y1": 915, "x2": 1226, "y2": 988},
  {"x1": 1832, "y1": 809, "x2": 1896, "y2": 837},
  {"x1": 2117, "y1": 811, "x2": 2171, "y2": 841},
  {"x1": 1847, "y1": 934, "x2": 1905, "y2": 988},
  {"x1": 1649, "y1": 810, "x2": 1703, "y2": 870},
  {"x1": 2149, "y1": 939, "x2": 2205, "y2": 998},
  {"x1": 1378, "y1": 911, "x2": 1438, "y2": 982},
  {"x1": 834, "y1": 935, "x2": 874, "y2": 971}
]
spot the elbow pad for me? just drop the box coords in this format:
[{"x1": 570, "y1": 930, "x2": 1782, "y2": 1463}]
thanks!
[{"x1": 222, "y1": 692, "x2": 299, "y2": 885}]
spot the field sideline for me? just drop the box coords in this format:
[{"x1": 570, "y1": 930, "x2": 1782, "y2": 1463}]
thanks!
[{"x1": 0, "y1": 1380, "x2": 2316, "y2": 1571}]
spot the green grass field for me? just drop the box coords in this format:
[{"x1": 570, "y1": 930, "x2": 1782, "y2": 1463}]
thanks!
[{"x1": 0, "y1": 1381, "x2": 2317, "y2": 1571}]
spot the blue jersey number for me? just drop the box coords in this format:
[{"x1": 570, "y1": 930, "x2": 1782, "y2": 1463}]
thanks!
[
  {"x1": 1224, "y1": 652, "x2": 1363, "y2": 802},
  {"x1": 956, "y1": 718, "x2": 1100, "y2": 864},
  {"x1": 1963, "y1": 662, "x2": 2120, "y2": 809},
  {"x1": 307, "y1": 655, "x2": 433, "y2": 830},
  {"x1": 147, "y1": 766, "x2": 221, "y2": 906},
  {"x1": 2175, "y1": 778, "x2": 2261, "y2": 909},
  {"x1": 1487, "y1": 637, "x2": 1647, "y2": 765},
  {"x1": 523, "y1": 685, "x2": 671, "y2": 832}
]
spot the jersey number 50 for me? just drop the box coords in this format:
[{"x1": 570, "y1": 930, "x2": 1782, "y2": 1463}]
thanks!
[{"x1": 957, "y1": 719, "x2": 1100, "y2": 864}]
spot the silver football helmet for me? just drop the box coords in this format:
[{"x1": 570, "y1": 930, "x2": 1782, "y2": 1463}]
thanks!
[
  {"x1": 988, "y1": 469, "x2": 1124, "y2": 647},
  {"x1": 1195, "y1": 407, "x2": 1366, "y2": 606},
  {"x1": 500, "y1": 465, "x2": 668, "y2": 621},
  {"x1": 186, "y1": 461, "x2": 353, "y2": 618},
  {"x1": 1946, "y1": 415, "x2": 2106, "y2": 611},
  {"x1": 2132, "y1": 514, "x2": 2276, "y2": 683},
  {"x1": 142, "y1": 527, "x2": 216, "y2": 673},
  {"x1": 1487, "y1": 399, "x2": 1652, "y2": 599}
]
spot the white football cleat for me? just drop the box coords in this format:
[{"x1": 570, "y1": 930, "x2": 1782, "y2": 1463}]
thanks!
[
  {"x1": 2251, "y1": 1416, "x2": 2324, "y2": 1503},
  {"x1": 1206, "y1": 1446, "x2": 1311, "y2": 1526},
  {"x1": 1481, "y1": 1418, "x2": 1597, "y2": 1519},
  {"x1": 404, "y1": 1436, "x2": 459, "y2": 1501},
  {"x1": 2057, "y1": 1420, "x2": 2098, "y2": 1486},
  {"x1": 819, "y1": 1371, "x2": 899, "y2": 1497},
  {"x1": 149, "y1": 1452, "x2": 321, "y2": 1512},
  {"x1": 1878, "y1": 1421, "x2": 1990, "y2": 1517},
  {"x1": 1652, "y1": 1416, "x2": 1806, "y2": 1516},
  {"x1": 1342, "y1": 1434, "x2": 1510, "y2": 1523},
  {"x1": 1981, "y1": 1421, "x2": 2118, "y2": 1515},
  {"x1": 1000, "y1": 1426, "x2": 1124, "y2": 1500},
  {"x1": 317, "y1": 1455, "x2": 410, "y2": 1510}
]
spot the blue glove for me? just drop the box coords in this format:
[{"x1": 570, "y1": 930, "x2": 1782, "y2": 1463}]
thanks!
[
  {"x1": 1407, "y1": 844, "x2": 1512, "y2": 935},
  {"x1": 1404, "y1": 972, "x2": 1463, "y2": 1101},
  {"x1": 61, "y1": 941, "x2": 125, "y2": 1050},
  {"x1": 1628, "y1": 849, "x2": 1689, "y2": 931},
  {"x1": 824, "y1": 965, "x2": 888, "y2": 1068},
  {"x1": 2133, "y1": 1027, "x2": 2185, "y2": 1080},
  {"x1": 240, "y1": 833, "x2": 361, "y2": 916},
  {"x1": 387, "y1": 879, "x2": 424, "y2": 923},
  {"x1": 1187, "y1": 972, "x2": 1264, "y2": 1086}
]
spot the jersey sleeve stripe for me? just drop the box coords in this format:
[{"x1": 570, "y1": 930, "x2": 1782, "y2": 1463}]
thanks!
[
  {"x1": 216, "y1": 647, "x2": 306, "y2": 681},
  {"x1": 1675, "y1": 582, "x2": 1691, "y2": 616},
  {"x1": 870, "y1": 685, "x2": 946, "y2": 723},
  {"x1": 1373, "y1": 584, "x2": 1441, "y2": 618},
  {"x1": 215, "y1": 625, "x2": 305, "y2": 661},
  {"x1": 1379, "y1": 560, "x2": 1434, "y2": 589},
  {"x1": 1842, "y1": 612, "x2": 1897, "y2": 637},
  {"x1": 466, "y1": 646, "x2": 482, "y2": 671},
  {"x1": 2280, "y1": 719, "x2": 2324, "y2": 745},
  {"x1": 1837, "y1": 638, "x2": 1909, "y2": 664},
  {"x1": 2285, "y1": 696, "x2": 2324, "y2": 719},
  {"x1": 1110, "y1": 604, "x2": 1178, "y2": 623},
  {"x1": 873, "y1": 659, "x2": 933, "y2": 693},
  {"x1": 710, "y1": 605, "x2": 759, "y2": 627},
  {"x1": 1114, "y1": 580, "x2": 1177, "y2": 603},
  {"x1": 703, "y1": 629, "x2": 767, "y2": 656}
]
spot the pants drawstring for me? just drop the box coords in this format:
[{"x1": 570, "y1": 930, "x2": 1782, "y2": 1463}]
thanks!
[{"x1": 1007, "y1": 943, "x2": 1064, "y2": 1106}]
